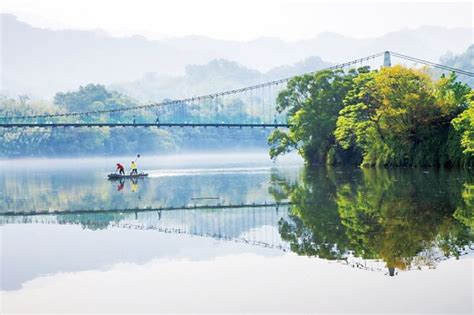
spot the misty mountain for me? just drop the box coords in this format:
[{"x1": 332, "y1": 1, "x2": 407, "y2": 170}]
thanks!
[
  {"x1": 441, "y1": 44, "x2": 474, "y2": 87},
  {"x1": 2, "y1": 13, "x2": 473, "y2": 99},
  {"x1": 111, "y1": 57, "x2": 332, "y2": 101}
]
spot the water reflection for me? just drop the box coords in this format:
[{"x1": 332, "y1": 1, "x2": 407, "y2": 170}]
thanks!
[
  {"x1": 1, "y1": 163, "x2": 472, "y2": 282},
  {"x1": 2, "y1": 205, "x2": 290, "y2": 249},
  {"x1": 0, "y1": 167, "x2": 283, "y2": 213},
  {"x1": 271, "y1": 167, "x2": 474, "y2": 275}
]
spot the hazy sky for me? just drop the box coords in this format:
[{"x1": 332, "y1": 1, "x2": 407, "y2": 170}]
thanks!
[{"x1": 1, "y1": 0, "x2": 472, "y2": 41}]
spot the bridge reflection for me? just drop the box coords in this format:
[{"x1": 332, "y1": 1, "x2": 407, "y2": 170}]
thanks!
[
  {"x1": 0, "y1": 203, "x2": 292, "y2": 251},
  {"x1": 0, "y1": 203, "x2": 410, "y2": 275}
]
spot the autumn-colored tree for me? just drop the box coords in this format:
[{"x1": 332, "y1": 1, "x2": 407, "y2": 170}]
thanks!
[{"x1": 335, "y1": 66, "x2": 473, "y2": 167}]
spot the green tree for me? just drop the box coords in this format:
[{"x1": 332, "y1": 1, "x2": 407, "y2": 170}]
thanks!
[
  {"x1": 54, "y1": 84, "x2": 114, "y2": 112},
  {"x1": 268, "y1": 68, "x2": 366, "y2": 165},
  {"x1": 452, "y1": 92, "x2": 474, "y2": 157}
]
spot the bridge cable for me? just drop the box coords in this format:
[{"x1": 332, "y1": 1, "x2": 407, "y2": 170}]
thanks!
[
  {"x1": 388, "y1": 51, "x2": 474, "y2": 77},
  {"x1": 0, "y1": 52, "x2": 386, "y2": 121},
  {"x1": 3, "y1": 51, "x2": 471, "y2": 122}
]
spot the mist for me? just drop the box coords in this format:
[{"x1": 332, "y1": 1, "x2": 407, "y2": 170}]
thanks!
[{"x1": 0, "y1": 151, "x2": 303, "y2": 171}]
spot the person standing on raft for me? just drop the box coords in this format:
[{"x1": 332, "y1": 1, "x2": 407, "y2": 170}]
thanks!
[
  {"x1": 130, "y1": 161, "x2": 138, "y2": 175},
  {"x1": 116, "y1": 163, "x2": 125, "y2": 175}
]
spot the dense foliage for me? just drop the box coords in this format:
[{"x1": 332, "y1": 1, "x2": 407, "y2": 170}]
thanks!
[
  {"x1": 0, "y1": 85, "x2": 176, "y2": 157},
  {"x1": 452, "y1": 99, "x2": 474, "y2": 156},
  {"x1": 269, "y1": 65, "x2": 474, "y2": 167},
  {"x1": 268, "y1": 68, "x2": 365, "y2": 165}
]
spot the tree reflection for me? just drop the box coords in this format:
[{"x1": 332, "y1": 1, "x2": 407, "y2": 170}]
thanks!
[
  {"x1": 270, "y1": 168, "x2": 350, "y2": 260},
  {"x1": 271, "y1": 167, "x2": 473, "y2": 273}
]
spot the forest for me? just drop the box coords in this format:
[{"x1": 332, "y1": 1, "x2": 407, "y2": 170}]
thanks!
[
  {"x1": 0, "y1": 84, "x2": 270, "y2": 157},
  {"x1": 269, "y1": 65, "x2": 474, "y2": 167}
]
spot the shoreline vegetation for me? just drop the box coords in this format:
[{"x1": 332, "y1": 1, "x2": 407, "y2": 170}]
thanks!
[
  {"x1": 1, "y1": 64, "x2": 473, "y2": 169},
  {"x1": 269, "y1": 65, "x2": 474, "y2": 168}
]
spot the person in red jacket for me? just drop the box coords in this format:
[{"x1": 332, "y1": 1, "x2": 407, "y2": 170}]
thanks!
[{"x1": 116, "y1": 163, "x2": 125, "y2": 175}]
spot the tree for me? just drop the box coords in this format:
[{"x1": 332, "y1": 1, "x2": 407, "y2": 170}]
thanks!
[
  {"x1": 268, "y1": 68, "x2": 365, "y2": 165},
  {"x1": 335, "y1": 66, "x2": 473, "y2": 167},
  {"x1": 452, "y1": 92, "x2": 474, "y2": 157},
  {"x1": 54, "y1": 84, "x2": 113, "y2": 112}
]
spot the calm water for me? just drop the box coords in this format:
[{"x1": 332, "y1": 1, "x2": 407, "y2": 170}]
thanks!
[{"x1": 1, "y1": 153, "x2": 473, "y2": 313}]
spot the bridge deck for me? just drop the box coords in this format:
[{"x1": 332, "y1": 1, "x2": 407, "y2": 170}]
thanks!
[
  {"x1": 0, "y1": 123, "x2": 291, "y2": 128},
  {"x1": 0, "y1": 201, "x2": 291, "y2": 217}
]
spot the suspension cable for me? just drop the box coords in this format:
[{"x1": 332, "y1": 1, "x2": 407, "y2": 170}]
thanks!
[
  {"x1": 1, "y1": 52, "x2": 386, "y2": 120},
  {"x1": 3, "y1": 51, "x2": 471, "y2": 121},
  {"x1": 388, "y1": 51, "x2": 474, "y2": 77}
]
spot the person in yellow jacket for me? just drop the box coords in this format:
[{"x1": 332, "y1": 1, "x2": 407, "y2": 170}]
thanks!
[{"x1": 130, "y1": 161, "x2": 138, "y2": 175}]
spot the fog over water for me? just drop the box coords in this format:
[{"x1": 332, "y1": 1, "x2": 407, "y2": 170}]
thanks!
[{"x1": 0, "y1": 151, "x2": 302, "y2": 171}]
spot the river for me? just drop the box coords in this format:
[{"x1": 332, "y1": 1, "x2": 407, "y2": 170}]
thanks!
[{"x1": 0, "y1": 152, "x2": 472, "y2": 313}]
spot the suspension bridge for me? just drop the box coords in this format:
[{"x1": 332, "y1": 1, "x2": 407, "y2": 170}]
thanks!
[{"x1": 1, "y1": 51, "x2": 473, "y2": 129}]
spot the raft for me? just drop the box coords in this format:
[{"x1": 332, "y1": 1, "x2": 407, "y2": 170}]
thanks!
[{"x1": 107, "y1": 173, "x2": 149, "y2": 180}]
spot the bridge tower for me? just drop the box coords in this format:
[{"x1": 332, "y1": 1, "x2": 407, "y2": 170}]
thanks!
[{"x1": 383, "y1": 51, "x2": 391, "y2": 67}]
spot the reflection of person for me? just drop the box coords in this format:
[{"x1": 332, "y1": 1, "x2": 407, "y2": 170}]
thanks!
[
  {"x1": 116, "y1": 163, "x2": 125, "y2": 175},
  {"x1": 130, "y1": 161, "x2": 138, "y2": 175},
  {"x1": 131, "y1": 178, "x2": 138, "y2": 192},
  {"x1": 117, "y1": 180, "x2": 125, "y2": 192}
]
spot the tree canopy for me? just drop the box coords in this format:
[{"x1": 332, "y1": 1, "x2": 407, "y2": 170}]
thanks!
[{"x1": 269, "y1": 65, "x2": 474, "y2": 167}]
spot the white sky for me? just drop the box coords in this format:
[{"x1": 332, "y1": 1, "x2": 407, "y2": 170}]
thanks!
[{"x1": 1, "y1": 0, "x2": 473, "y2": 41}]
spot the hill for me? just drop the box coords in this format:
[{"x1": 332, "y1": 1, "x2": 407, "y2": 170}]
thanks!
[
  {"x1": 2, "y1": 14, "x2": 473, "y2": 98},
  {"x1": 111, "y1": 56, "x2": 332, "y2": 101}
]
